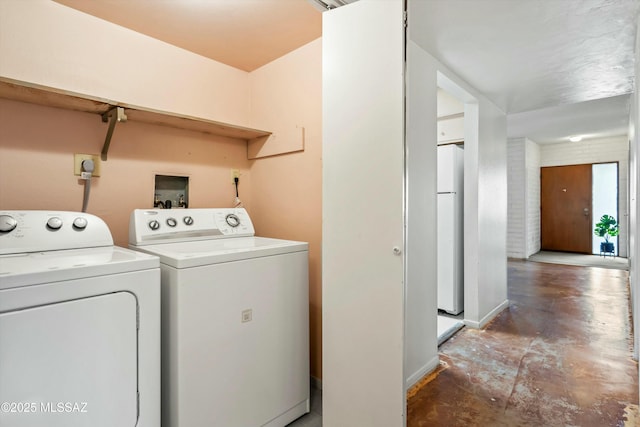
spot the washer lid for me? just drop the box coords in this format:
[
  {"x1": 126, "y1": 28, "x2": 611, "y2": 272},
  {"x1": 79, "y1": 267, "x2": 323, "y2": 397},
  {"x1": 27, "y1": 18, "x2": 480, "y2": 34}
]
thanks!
[
  {"x1": 130, "y1": 236, "x2": 308, "y2": 268},
  {"x1": 0, "y1": 246, "x2": 159, "y2": 290}
]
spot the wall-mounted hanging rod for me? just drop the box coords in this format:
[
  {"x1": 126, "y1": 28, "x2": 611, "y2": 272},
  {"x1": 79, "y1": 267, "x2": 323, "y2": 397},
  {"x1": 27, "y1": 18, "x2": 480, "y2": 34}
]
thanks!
[{"x1": 101, "y1": 106, "x2": 127, "y2": 161}]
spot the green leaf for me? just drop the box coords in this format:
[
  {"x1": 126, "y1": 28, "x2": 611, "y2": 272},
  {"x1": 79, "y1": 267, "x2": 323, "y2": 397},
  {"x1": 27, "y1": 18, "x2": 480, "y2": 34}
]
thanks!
[{"x1": 594, "y1": 214, "x2": 619, "y2": 241}]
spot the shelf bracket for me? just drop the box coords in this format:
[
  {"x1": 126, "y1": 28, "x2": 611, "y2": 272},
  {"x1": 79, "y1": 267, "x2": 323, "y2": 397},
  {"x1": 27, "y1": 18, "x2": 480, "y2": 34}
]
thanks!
[{"x1": 101, "y1": 106, "x2": 128, "y2": 161}]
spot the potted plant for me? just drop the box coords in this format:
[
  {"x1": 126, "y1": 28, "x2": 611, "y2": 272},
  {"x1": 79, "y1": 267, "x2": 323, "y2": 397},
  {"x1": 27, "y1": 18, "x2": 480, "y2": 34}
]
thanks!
[{"x1": 594, "y1": 214, "x2": 619, "y2": 254}]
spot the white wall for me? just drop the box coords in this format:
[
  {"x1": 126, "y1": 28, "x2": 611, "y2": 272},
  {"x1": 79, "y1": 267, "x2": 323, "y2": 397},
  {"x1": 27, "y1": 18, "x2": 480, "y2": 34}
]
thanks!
[
  {"x1": 540, "y1": 136, "x2": 629, "y2": 257},
  {"x1": 411, "y1": 0, "x2": 509, "y2": 331},
  {"x1": 630, "y1": 95, "x2": 637, "y2": 358},
  {"x1": 456, "y1": 95, "x2": 509, "y2": 328},
  {"x1": 408, "y1": 10, "x2": 509, "y2": 329},
  {"x1": 507, "y1": 137, "x2": 540, "y2": 258},
  {"x1": 404, "y1": 40, "x2": 439, "y2": 390},
  {"x1": 507, "y1": 138, "x2": 526, "y2": 257},
  {"x1": 526, "y1": 140, "x2": 541, "y2": 256},
  {"x1": 471, "y1": 97, "x2": 509, "y2": 327},
  {"x1": 322, "y1": 1, "x2": 405, "y2": 425},
  {"x1": 630, "y1": 12, "x2": 639, "y2": 376},
  {"x1": 437, "y1": 77, "x2": 509, "y2": 329}
]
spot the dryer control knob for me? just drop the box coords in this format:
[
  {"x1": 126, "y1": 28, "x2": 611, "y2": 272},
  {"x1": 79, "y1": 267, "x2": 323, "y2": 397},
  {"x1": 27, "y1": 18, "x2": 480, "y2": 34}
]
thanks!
[
  {"x1": 73, "y1": 217, "x2": 88, "y2": 230},
  {"x1": 47, "y1": 217, "x2": 63, "y2": 230},
  {"x1": 148, "y1": 220, "x2": 160, "y2": 231},
  {"x1": 183, "y1": 216, "x2": 194, "y2": 226},
  {"x1": 0, "y1": 215, "x2": 17, "y2": 232},
  {"x1": 167, "y1": 218, "x2": 177, "y2": 227}
]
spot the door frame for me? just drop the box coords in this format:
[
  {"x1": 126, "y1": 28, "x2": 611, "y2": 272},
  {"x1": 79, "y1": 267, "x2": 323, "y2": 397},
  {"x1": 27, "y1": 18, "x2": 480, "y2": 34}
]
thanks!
[{"x1": 592, "y1": 161, "x2": 620, "y2": 255}]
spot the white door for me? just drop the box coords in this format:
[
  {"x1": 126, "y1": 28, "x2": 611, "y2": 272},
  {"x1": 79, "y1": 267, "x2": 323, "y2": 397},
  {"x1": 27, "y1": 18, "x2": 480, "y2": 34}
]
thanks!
[
  {"x1": 322, "y1": 0, "x2": 406, "y2": 425},
  {"x1": 0, "y1": 292, "x2": 138, "y2": 427}
]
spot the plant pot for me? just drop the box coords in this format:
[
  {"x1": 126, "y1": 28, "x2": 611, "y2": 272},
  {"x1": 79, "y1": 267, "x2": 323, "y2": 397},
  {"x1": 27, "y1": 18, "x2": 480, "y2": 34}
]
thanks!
[{"x1": 600, "y1": 242, "x2": 615, "y2": 253}]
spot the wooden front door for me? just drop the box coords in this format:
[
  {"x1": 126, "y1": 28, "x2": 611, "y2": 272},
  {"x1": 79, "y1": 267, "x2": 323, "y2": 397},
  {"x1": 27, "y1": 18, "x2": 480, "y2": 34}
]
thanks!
[{"x1": 541, "y1": 164, "x2": 592, "y2": 253}]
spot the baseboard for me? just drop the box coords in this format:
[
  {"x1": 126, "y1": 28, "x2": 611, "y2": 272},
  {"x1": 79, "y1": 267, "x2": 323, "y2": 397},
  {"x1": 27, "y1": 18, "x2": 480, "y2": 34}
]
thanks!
[
  {"x1": 310, "y1": 376, "x2": 322, "y2": 391},
  {"x1": 405, "y1": 355, "x2": 440, "y2": 391},
  {"x1": 464, "y1": 299, "x2": 509, "y2": 329}
]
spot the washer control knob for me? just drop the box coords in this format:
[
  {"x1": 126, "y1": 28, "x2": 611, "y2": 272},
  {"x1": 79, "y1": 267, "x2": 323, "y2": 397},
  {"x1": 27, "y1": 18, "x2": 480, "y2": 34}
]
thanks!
[
  {"x1": 47, "y1": 217, "x2": 63, "y2": 230},
  {"x1": 148, "y1": 220, "x2": 160, "y2": 231},
  {"x1": 167, "y1": 218, "x2": 177, "y2": 227},
  {"x1": 183, "y1": 216, "x2": 194, "y2": 226},
  {"x1": 226, "y1": 213, "x2": 240, "y2": 228},
  {"x1": 73, "y1": 217, "x2": 88, "y2": 230},
  {"x1": 0, "y1": 215, "x2": 17, "y2": 232}
]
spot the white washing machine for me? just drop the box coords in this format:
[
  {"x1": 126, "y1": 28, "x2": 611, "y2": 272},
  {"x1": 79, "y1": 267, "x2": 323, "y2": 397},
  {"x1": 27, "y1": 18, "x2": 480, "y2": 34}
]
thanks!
[
  {"x1": 0, "y1": 210, "x2": 160, "y2": 427},
  {"x1": 129, "y1": 208, "x2": 309, "y2": 427}
]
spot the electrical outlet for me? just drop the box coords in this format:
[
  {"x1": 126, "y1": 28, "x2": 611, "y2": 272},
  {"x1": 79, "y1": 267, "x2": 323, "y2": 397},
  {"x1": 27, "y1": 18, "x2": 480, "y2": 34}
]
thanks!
[
  {"x1": 74, "y1": 154, "x2": 101, "y2": 177},
  {"x1": 230, "y1": 169, "x2": 240, "y2": 183},
  {"x1": 241, "y1": 309, "x2": 252, "y2": 323}
]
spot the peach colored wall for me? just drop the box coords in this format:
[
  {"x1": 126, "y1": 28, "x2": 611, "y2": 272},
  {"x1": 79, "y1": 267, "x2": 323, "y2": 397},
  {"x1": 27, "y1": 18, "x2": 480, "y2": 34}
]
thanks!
[
  {"x1": 0, "y1": 0, "x2": 250, "y2": 126},
  {"x1": 249, "y1": 40, "x2": 323, "y2": 380},
  {"x1": 0, "y1": 0, "x2": 324, "y2": 381},
  {"x1": 0, "y1": 98, "x2": 251, "y2": 246}
]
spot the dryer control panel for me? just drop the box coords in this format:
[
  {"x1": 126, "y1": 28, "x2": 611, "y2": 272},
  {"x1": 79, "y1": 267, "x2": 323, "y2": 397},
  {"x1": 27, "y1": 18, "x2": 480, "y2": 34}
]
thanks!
[
  {"x1": 0, "y1": 211, "x2": 113, "y2": 255},
  {"x1": 129, "y1": 208, "x2": 255, "y2": 245}
]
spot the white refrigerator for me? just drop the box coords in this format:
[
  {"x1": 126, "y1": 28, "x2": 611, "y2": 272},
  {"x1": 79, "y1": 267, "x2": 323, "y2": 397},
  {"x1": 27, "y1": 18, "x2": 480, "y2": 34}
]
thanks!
[{"x1": 437, "y1": 144, "x2": 464, "y2": 315}]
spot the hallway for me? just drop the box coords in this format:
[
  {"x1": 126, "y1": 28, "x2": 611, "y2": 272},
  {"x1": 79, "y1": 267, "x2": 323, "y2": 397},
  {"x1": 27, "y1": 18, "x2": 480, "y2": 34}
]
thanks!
[{"x1": 407, "y1": 260, "x2": 639, "y2": 426}]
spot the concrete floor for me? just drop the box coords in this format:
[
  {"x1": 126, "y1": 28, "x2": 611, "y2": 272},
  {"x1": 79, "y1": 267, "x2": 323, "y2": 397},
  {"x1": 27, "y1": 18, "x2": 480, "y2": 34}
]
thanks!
[{"x1": 407, "y1": 259, "x2": 639, "y2": 426}]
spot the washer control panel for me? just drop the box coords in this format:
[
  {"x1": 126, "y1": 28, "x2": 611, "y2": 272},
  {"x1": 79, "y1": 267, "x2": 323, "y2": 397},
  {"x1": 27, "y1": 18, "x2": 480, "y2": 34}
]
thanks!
[
  {"x1": 129, "y1": 208, "x2": 255, "y2": 245},
  {"x1": 0, "y1": 211, "x2": 114, "y2": 255}
]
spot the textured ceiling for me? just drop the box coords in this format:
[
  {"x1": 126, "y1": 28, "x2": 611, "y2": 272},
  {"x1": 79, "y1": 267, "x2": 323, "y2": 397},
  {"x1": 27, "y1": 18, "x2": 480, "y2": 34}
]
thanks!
[
  {"x1": 410, "y1": 0, "x2": 639, "y2": 115},
  {"x1": 411, "y1": 0, "x2": 639, "y2": 143},
  {"x1": 54, "y1": 0, "x2": 638, "y2": 143},
  {"x1": 507, "y1": 94, "x2": 631, "y2": 144}
]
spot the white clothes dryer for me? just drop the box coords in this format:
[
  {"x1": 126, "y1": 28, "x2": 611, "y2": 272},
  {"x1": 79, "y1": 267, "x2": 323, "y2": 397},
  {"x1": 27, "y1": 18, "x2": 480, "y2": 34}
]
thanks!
[
  {"x1": 129, "y1": 208, "x2": 309, "y2": 427},
  {"x1": 0, "y1": 211, "x2": 160, "y2": 427}
]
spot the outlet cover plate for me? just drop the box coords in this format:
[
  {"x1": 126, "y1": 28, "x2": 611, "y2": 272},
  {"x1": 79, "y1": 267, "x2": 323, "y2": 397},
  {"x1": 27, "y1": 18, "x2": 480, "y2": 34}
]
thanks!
[
  {"x1": 74, "y1": 154, "x2": 101, "y2": 177},
  {"x1": 230, "y1": 169, "x2": 240, "y2": 183}
]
